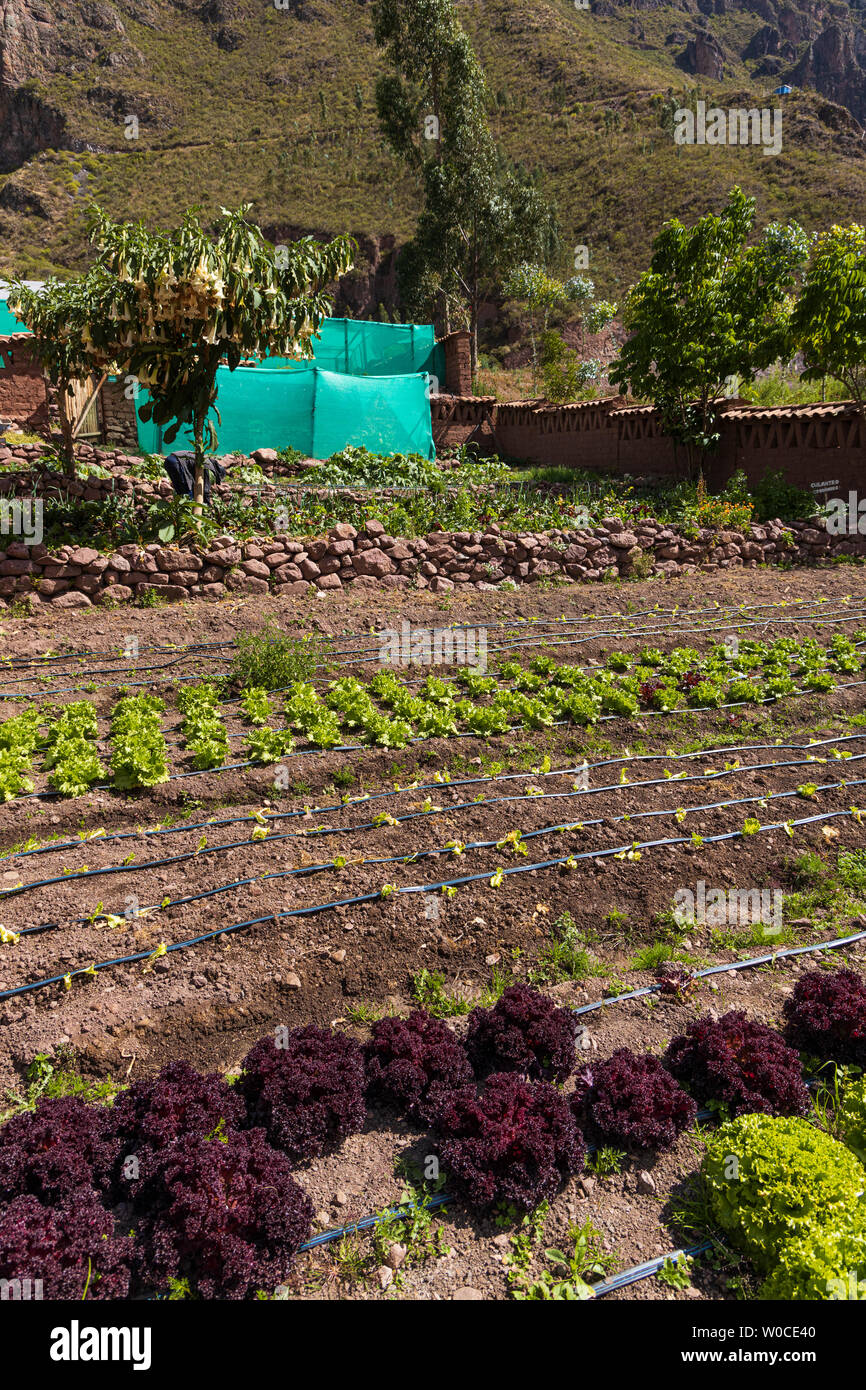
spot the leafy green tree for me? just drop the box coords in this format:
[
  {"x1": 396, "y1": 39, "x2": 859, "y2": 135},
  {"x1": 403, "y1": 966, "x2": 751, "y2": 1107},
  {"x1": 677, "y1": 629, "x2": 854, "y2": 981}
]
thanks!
[
  {"x1": 790, "y1": 223, "x2": 866, "y2": 414},
  {"x1": 9, "y1": 271, "x2": 120, "y2": 472},
  {"x1": 504, "y1": 264, "x2": 616, "y2": 394},
  {"x1": 373, "y1": 0, "x2": 556, "y2": 374},
  {"x1": 610, "y1": 187, "x2": 809, "y2": 473},
  {"x1": 87, "y1": 205, "x2": 355, "y2": 511}
]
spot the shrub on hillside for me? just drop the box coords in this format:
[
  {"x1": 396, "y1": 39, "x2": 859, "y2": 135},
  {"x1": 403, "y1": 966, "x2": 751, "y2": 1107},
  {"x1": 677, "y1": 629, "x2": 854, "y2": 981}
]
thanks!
[
  {"x1": 105, "y1": 1060, "x2": 246, "y2": 1196},
  {"x1": 134, "y1": 1128, "x2": 312, "y2": 1300},
  {"x1": 782, "y1": 968, "x2": 866, "y2": 1066},
  {"x1": 701, "y1": 1113, "x2": 865, "y2": 1272},
  {"x1": 0, "y1": 1193, "x2": 132, "y2": 1300},
  {"x1": 431, "y1": 1071, "x2": 584, "y2": 1212},
  {"x1": 664, "y1": 1011, "x2": 809, "y2": 1117},
  {"x1": 466, "y1": 984, "x2": 578, "y2": 1084},
  {"x1": 572, "y1": 1049, "x2": 697, "y2": 1150},
  {"x1": 365, "y1": 1010, "x2": 474, "y2": 1122},
  {"x1": 0, "y1": 1097, "x2": 113, "y2": 1206},
  {"x1": 239, "y1": 1026, "x2": 367, "y2": 1162}
]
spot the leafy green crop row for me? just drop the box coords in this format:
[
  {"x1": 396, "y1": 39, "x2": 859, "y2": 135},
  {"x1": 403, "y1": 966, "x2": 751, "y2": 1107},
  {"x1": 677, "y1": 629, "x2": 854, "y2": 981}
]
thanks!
[
  {"x1": 0, "y1": 707, "x2": 42, "y2": 801},
  {"x1": 42, "y1": 701, "x2": 104, "y2": 797},
  {"x1": 238, "y1": 632, "x2": 866, "y2": 760},
  {"x1": 110, "y1": 695, "x2": 170, "y2": 790},
  {"x1": 178, "y1": 684, "x2": 229, "y2": 771}
]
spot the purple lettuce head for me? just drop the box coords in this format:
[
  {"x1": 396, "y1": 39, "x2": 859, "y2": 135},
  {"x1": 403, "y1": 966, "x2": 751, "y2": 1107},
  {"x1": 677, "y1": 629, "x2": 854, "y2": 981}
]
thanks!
[
  {"x1": 783, "y1": 968, "x2": 866, "y2": 1065},
  {"x1": 0, "y1": 1096, "x2": 113, "y2": 1206},
  {"x1": 239, "y1": 1026, "x2": 366, "y2": 1162},
  {"x1": 0, "y1": 1193, "x2": 132, "y2": 1300},
  {"x1": 365, "y1": 1010, "x2": 474, "y2": 1122},
  {"x1": 572, "y1": 1048, "x2": 697, "y2": 1150},
  {"x1": 134, "y1": 1127, "x2": 312, "y2": 1300},
  {"x1": 466, "y1": 984, "x2": 578, "y2": 1083},
  {"x1": 664, "y1": 1010, "x2": 809, "y2": 1117},
  {"x1": 431, "y1": 1071, "x2": 585, "y2": 1212},
  {"x1": 105, "y1": 1059, "x2": 246, "y2": 1198}
]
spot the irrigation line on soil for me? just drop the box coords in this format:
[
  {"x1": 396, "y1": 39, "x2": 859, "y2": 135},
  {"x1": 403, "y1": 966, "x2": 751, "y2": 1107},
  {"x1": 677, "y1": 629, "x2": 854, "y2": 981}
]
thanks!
[
  {"x1": 0, "y1": 594, "x2": 842, "y2": 673},
  {"x1": 1, "y1": 804, "x2": 861, "y2": 1001},
  {"x1": 3, "y1": 730, "x2": 866, "y2": 867},
  {"x1": 2, "y1": 599, "x2": 863, "y2": 703},
  {"x1": 5, "y1": 673, "x2": 866, "y2": 808},
  {"x1": 298, "y1": 926, "x2": 866, "y2": 1262},
  {"x1": 6, "y1": 759, "x2": 866, "y2": 922}
]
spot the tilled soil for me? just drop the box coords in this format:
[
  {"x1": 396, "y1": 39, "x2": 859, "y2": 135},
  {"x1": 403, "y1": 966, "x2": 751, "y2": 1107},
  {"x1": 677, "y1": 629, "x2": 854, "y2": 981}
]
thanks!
[{"x1": 1, "y1": 565, "x2": 865, "y2": 1301}]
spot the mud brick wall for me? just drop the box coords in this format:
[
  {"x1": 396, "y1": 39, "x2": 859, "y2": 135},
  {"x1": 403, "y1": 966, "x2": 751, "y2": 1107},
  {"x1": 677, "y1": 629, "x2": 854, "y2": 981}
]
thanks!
[
  {"x1": 708, "y1": 405, "x2": 866, "y2": 494},
  {"x1": 440, "y1": 330, "x2": 472, "y2": 396},
  {"x1": 0, "y1": 334, "x2": 50, "y2": 431},
  {"x1": 432, "y1": 395, "x2": 865, "y2": 492}
]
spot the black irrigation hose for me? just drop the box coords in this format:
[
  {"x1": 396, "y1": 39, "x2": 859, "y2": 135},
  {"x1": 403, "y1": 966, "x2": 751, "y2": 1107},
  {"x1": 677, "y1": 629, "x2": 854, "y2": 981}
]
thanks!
[
  {"x1": 1, "y1": 803, "x2": 861, "y2": 1001},
  {"x1": 5, "y1": 671, "x2": 866, "y2": 809},
  {"x1": 3, "y1": 729, "x2": 865, "y2": 867},
  {"x1": 2, "y1": 598, "x2": 863, "y2": 702},
  {"x1": 0, "y1": 594, "x2": 857, "y2": 680},
  {"x1": 28, "y1": 770, "x2": 866, "y2": 932},
  {"x1": 5, "y1": 758, "x2": 866, "y2": 920}
]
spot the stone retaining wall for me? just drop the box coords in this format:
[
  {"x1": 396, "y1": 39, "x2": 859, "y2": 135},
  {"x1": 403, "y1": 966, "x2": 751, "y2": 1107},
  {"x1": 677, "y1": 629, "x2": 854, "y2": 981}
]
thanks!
[{"x1": 0, "y1": 513, "x2": 860, "y2": 612}]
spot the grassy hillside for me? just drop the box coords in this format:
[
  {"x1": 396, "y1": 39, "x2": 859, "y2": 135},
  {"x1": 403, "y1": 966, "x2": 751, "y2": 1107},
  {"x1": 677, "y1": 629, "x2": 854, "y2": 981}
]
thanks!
[{"x1": 0, "y1": 0, "x2": 864, "y2": 302}]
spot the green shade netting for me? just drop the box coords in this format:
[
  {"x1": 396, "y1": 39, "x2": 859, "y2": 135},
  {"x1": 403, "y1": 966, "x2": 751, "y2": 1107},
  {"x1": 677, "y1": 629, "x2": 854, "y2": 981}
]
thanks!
[
  {"x1": 136, "y1": 365, "x2": 435, "y2": 459},
  {"x1": 0, "y1": 309, "x2": 445, "y2": 380},
  {"x1": 272, "y1": 318, "x2": 445, "y2": 381}
]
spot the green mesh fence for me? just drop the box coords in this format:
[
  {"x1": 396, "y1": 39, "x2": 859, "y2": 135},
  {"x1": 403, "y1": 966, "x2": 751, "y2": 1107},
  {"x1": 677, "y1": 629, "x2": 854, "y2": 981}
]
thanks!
[
  {"x1": 136, "y1": 365, "x2": 436, "y2": 459},
  {"x1": 273, "y1": 318, "x2": 445, "y2": 381}
]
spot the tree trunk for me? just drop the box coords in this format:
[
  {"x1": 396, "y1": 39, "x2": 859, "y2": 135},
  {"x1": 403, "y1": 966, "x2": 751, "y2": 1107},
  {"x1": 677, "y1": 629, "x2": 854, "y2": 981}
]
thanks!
[
  {"x1": 58, "y1": 385, "x2": 76, "y2": 476},
  {"x1": 192, "y1": 409, "x2": 206, "y2": 518},
  {"x1": 470, "y1": 309, "x2": 478, "y2": 384}
]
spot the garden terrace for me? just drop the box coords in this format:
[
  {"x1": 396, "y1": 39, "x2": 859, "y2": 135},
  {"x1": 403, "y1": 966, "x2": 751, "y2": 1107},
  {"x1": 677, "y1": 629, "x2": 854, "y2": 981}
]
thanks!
[{"x1": 1, "y1": 566, "x2": 865, "y2": 1303}]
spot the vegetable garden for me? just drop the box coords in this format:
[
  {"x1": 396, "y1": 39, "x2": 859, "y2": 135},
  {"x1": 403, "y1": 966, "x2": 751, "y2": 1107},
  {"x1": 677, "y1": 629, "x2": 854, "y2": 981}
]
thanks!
[{"x1": 2, "y1": 574, "x2": 866, "y2": 1304}]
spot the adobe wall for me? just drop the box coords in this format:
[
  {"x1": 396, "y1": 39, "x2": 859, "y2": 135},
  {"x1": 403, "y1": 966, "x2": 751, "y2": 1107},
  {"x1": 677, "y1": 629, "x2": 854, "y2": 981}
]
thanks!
[
  {"x1": 0, "y1": 334, "x2": 50, "y2": 431},
  {"x1": 432, "y1": 396, "x2": 865, "y2": 491}
]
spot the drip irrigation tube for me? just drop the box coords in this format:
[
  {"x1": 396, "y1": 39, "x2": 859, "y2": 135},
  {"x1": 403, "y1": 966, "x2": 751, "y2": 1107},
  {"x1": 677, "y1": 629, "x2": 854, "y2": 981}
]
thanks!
[
  {"x1": 0, "y1": 594, "x2": 855, "y2": 679},
  {"x1": 5, "y1": 672, "x2": 866, "y2": 808},
  {"x1": 3, "y1": 729, "x2": 865, "y2": 867},
  {"x1": 2, "y1": 599, "x2": 862, "y2": 702},
  {"x1": 5, "y1": 761, "x2": 865, "y2": 920},
  {"x1": 1, "y1": 803, "x2": 862, "y2": 1002}
]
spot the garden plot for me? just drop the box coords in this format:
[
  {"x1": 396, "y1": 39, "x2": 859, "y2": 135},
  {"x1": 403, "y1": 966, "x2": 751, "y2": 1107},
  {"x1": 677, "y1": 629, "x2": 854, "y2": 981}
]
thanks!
[{"x1": 1, "y1": 570, "x2": 866, "y2": 1302}]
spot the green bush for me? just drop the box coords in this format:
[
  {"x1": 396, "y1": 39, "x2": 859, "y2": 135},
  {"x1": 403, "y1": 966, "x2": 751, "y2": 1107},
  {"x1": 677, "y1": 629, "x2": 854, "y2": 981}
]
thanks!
[
  {"x1": 760, "y1": 1218, "x2": 866, "y2": 1300},
  {"x1": 702, "y1": 1114, "x2": 865, "y2": 1271},
  {"x1": 837, "y1": 1078, "x2": 866, "y2": 1164},
  {"x1": 230, "y1": 625, "x2": 320, "y2": 692}
]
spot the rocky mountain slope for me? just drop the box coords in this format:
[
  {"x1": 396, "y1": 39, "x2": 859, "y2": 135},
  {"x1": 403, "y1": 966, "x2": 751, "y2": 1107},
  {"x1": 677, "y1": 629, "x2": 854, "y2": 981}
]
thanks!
[{"x1": 0, "y1": 0, "x2": 864, "y2": 300}]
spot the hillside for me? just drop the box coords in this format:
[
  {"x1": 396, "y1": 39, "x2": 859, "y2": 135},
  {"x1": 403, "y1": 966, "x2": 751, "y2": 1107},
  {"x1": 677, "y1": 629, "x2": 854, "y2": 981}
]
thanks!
[{"x1": 0, "y1": 0, "x2": 865, "y2": 307}]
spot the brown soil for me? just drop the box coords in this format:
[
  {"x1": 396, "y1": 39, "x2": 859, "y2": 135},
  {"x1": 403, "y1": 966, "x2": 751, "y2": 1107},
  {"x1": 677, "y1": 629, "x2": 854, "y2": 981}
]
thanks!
[{"x1": 1, "y1": 564, "x2": 865, "y2": 1301}]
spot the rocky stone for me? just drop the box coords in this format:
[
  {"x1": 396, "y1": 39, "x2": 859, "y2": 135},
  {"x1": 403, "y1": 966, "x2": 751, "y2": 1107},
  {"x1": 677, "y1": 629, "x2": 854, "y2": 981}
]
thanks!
[
  {"x1": 51, "y1": 591, "x2": 92, "y2": 609},
  {"x1": 354, "y1": 548, "x2": 395, "y2": 578}
]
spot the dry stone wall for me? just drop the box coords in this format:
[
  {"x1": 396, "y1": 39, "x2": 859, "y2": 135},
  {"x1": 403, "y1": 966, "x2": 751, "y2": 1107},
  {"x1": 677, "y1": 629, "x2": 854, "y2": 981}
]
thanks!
[{"x1": 0, "y1": 513, "x2": 861, "y2": 612}]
